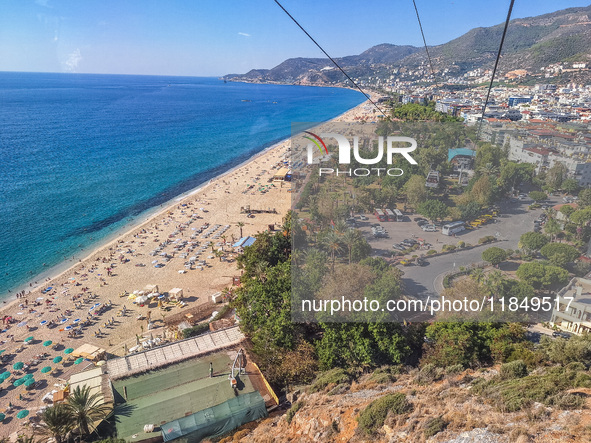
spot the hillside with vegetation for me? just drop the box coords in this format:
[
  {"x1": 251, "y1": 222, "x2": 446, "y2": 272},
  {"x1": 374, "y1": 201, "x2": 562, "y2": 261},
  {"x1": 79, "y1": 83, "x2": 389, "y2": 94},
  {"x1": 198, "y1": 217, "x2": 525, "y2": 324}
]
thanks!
[
  {"x1": 210, "y1": 102, "x2": 591, "y2": 442},
  {"x1": 224, "y1": 5, "x2": 591, "y2": 85}
]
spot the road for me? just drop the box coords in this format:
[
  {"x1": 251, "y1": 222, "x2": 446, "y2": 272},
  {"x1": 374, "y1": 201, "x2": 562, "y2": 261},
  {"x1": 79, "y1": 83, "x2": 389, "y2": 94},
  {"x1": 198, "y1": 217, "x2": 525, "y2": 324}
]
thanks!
[{"x1": 362, "y1": 195, "x2": 560, "y2": 300}]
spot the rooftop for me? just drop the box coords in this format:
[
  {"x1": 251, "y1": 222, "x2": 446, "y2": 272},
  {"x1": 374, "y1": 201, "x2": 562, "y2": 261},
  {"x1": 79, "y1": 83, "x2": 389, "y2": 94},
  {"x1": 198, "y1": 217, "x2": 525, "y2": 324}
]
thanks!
[
  {"x1": 106, "y1": 326, "x2": 245, "y2": 379},
  {"x1": 112, "y1": 350, "x2": 257, "y2": 442},
  {"x1": 557, "y1": 277, "x2": 591, "y2": 305}
]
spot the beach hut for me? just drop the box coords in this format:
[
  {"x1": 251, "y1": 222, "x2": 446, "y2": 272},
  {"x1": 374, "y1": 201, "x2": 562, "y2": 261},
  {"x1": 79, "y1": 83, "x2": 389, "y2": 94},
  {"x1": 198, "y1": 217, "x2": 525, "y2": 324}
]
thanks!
[
  {"x1": 168, "y1": 288, "x2": 183, "y2": 301},
  {"x1": 71, "y1": 344, "x2": 106, "y2": 362},
  {"x1": 144, "y1": 284, "x2": 158, "y2": 294},
  {"x1": 272, "y1": 167, "x2": 289, "y2": 181}
]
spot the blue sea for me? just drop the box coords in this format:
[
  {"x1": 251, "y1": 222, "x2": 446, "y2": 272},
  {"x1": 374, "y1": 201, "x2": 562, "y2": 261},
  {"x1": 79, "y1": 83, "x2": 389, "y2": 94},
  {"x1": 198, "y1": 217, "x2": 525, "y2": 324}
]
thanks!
[{"x1": 0, "y1": 72, "x2": 364, "y2": 298}]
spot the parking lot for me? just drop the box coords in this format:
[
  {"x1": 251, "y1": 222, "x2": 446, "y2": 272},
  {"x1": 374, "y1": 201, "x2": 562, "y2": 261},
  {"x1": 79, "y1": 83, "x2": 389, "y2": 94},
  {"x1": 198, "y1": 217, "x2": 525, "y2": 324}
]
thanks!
[{"x1": 354, "y1": 194, "x2": 561, "y2": 299}]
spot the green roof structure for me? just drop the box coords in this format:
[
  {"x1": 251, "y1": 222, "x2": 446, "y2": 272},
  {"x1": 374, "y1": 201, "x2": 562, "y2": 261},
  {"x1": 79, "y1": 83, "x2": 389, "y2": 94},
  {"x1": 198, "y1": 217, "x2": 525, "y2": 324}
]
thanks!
[{"x1": 112, "y1": 350, "x2": 266, "y2": 442}]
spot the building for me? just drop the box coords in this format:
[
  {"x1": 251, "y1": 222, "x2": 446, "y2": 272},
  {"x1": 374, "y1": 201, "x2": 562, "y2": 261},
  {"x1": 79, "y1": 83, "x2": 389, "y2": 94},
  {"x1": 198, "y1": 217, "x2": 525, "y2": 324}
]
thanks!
[
  {"x1": 448, "y1": 148, "x2": 476, "y2": 171},
  {"x1": 68, "y1": 326, "x2": 276, "y2": 442},
  {"x1": 550, "y1": 277, "x2": 591, "y2": 335},
  {"x1": 508, "y1": 96, "x2": 532, "y2": 107}
]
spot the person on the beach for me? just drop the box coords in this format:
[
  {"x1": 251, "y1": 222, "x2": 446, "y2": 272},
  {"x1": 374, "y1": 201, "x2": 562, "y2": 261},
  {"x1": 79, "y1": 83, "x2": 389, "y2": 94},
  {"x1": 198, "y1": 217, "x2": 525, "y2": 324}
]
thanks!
[{"x1": 209, "y1": 362, "x2": 213, "y2": 378}]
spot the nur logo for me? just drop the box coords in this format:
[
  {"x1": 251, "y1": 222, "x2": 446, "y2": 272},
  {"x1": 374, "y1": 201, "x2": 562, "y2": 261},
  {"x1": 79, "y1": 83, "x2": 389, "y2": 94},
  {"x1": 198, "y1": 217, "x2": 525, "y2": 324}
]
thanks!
[{"x1": 304, "y1": 132, "x2": 418, "y2": 165}]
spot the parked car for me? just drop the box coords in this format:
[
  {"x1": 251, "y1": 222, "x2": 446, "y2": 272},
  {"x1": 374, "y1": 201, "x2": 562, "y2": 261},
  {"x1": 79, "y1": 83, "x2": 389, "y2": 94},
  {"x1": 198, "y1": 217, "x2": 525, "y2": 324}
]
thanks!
[
  {"x1": 414, "y1": 217, "x2": 427, "y2": 223},
  {"x1": 359, "y1": 215, "x2": 368, "y2": 220},
  {"x1": 416, "y1": 258, "x2": 428, "y2": 266},
  {"x1": 417, "y1": 220, "x2": 428, "y2": 227},
  {"x1": 393, "y1": 244, "x2": 406, "y2": 251},
  {"x1": 422, "y1": 224, "x2": 437, "y2": 232},
  {"x1": 552, "y1": 331, "x2": 572, "y2": 339}
]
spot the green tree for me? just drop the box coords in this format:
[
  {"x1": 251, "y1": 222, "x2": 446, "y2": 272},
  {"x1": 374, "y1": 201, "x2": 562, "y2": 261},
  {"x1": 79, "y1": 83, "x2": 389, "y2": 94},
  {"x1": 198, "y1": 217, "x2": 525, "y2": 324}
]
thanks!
[
  {"x1": 65, "y1": 385, "x2": 111, "y2": 436},
  {"x1": 482, "y1": 247, "x2": 508, "y2": 267},
  {"x1": 236, "y1": 221, "x2": 245, "y2": 238},
  {"x1": 471, "y1": 175, "x2": 494, "y2": 206},
  {"x1": 39, "y1": 404, "x2": 74, "y2": 443},
  {"x1": 578, "y1": 189, "x2": 591, "y2": 207},
  {"x1": 237, "y1": 218, "x2": 291, "y2": 279},
  {"x1": 471, "y1": 268, "x2": 485, "y2": 284},
  {"x1": 374, "y1": 186, "x2": 398, "y2": 209},
  {"x1": 418, "y1": 199, "x2": 448, "y2": 221},
  {"x1": 233, "y1": 260, "x2": 294, "y2": 350},
  {"x1": 322, "y1": 231, "x2": 344, "y2": 271},
  {"x1": 421, "y1": 322, "x2": 524, "y2": 368},
  {"x1": 519, "y1": 231, "x2": 549, "y2": 253},
  {"x1": 498, "y1": 162, "x2": 534, "y2": 192},
  {"x1": 570, "y1": 208, "x2": 591, "y2": 226},
  {"x1": 560, "y1": 205, "x2": 575, "y2": 219},
  {"x1": 404, "y1": 175, "x2": 428, "y2": 209},
  {"x1": 475, "y1": 143, "x2": 503, "y2": 171},
  {"x1": 544, "y1": 163, "x2": 567, "y2": 192},
  {"x1": 341, "y1": 229, "x2": 357, "y2": 265},
  {"x1": 529, "y1": 191, "x2": 548, "y2": 202},
  {"x1": 515, "y1": 262, "x2": 569, "y2": 289},
  {"x1": 561, "y1": 178, "x2": 579, "y2": 194},
  {"x1": 543, "y1": 218, "x2": 561, "y2": 241},
  {"x1": 540, "y1": 243, "x2": 580, "y2": 264},
  {"x1": 459, "y1": 201, "x2": 481, "y2": 221}
]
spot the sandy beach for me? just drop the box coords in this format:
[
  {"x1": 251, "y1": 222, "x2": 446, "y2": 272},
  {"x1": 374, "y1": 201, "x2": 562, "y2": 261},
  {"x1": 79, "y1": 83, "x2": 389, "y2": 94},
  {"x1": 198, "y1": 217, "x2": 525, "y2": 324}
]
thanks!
[{"x1": 0, "y1": 98, "x2": 374, "y2": 438}]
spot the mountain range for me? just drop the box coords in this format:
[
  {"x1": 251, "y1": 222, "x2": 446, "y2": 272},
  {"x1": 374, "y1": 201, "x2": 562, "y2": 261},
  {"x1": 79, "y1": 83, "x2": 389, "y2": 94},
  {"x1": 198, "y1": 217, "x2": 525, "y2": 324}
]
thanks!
[{"x1": 223, "y1": 5, "x2": 591, "y2": 86}]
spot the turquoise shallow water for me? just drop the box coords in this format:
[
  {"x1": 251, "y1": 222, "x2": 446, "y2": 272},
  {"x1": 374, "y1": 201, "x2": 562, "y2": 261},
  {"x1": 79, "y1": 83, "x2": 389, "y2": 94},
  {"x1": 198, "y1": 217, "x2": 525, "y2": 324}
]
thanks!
[{"x1": 0, "y1": 72, "x2": 364, "y2": 298}]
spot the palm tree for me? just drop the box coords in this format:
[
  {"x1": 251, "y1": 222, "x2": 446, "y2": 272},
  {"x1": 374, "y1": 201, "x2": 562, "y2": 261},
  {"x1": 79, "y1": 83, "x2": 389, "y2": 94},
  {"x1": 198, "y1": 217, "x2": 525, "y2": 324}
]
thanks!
[
  {"x1": 341, "y1": 229, "x2": 358, "y2": 265},
  {"x1": 471, "y1": 267, "x2": 485, "y2": 285},
  {"x1": 485, "y1": 270, "x2": 505, "y2": 298},
  {"x1": 214, "y1": 249, "x2": 224, "y2": 262},
  {"x1": 39, "y1": 404, "x2": 74, "y2": 443},
  {"x1": 333, "y1": 220, "x2": 348, "y2": 235},
  {"x1": 65, "y1": 385, "x2": 111, "y2": 437},
  {"x1": 236, "y1": 222, "x2": 245, "y2": 238},
  {"x1": 544, "y1": 218, "x2": 561, "y2": 242},
  {"x1": 253, "y1": 261, "x2": 269, "y2": 283},
  {"x1": 322, "y1": 231, "x2": 343, "y2": 272},
  {"x1": 478, "y1": 162, "x2": 500, "y2": 177}
]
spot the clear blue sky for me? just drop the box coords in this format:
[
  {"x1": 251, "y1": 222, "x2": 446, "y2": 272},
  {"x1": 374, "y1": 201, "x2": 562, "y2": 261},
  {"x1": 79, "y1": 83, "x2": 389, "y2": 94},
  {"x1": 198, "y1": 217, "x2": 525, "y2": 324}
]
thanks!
[{"x1": 0, "y1": 0, "x2": 588, "y2": 76}]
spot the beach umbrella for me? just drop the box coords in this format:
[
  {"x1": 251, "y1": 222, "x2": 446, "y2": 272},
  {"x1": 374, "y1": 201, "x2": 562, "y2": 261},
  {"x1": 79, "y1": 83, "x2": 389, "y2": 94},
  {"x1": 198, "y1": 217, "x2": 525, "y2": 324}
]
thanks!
[
  {"x1": 0, "y1": 349, "x2": 5, "y2": 355},
  {"x1": 24, "y1": 336, "x2": 34, "y2": 343},
  {"x1": 13, "y1": 378, "x2": 25, "y2": 387},
  {"x1": 0, "y1": 413, "x2": 5, "y2": 422},
  {"x1": 41, "y1": 366, "x2": 51, "y2": 374},
  {"x1": 0, "y1": 372, "x2": 10, "y2": 381},
  {"x1": 74, "y1": 357, "x2": 84, "y2": 365},
  {"x1": 52, "y1": 356, "x2": 62, "y2": 364},
  {"x1": 24, "y1": 378, "x2": 35, "y2": 387},
  {"x1": 16, "y1": 410, "x2": 29, "y2": 419},
  {"x1": 64, "y1": 348, "x2": 74, "y2": 355},
  {"x1": 13, "y1": 362, "x2": 24, "y2": 370},
  {"x1": 22, "y1": 374, "x2": 34, "y2": 380},
  {"x1": 42, "y1": 340, "x2": 52, "y2": 347}
]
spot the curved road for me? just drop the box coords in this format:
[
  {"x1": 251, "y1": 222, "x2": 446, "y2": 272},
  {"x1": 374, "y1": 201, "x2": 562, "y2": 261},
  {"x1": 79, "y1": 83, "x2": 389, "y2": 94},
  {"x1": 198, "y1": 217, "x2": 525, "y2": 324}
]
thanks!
[{"x1": 401, "y1": 196, "x2": 558, "y2": 300}]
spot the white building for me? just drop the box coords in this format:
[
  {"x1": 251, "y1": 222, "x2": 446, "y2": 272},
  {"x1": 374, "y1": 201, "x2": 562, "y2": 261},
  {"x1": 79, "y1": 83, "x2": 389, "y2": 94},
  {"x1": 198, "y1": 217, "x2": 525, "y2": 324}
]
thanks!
[{"x1": 551, "y1": 277, "x2": 591, "y2": 335}]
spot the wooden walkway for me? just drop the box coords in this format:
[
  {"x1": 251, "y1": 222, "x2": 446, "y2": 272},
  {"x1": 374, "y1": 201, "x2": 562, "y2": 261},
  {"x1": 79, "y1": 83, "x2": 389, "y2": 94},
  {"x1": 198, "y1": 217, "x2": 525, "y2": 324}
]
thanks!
[{"x1": 106, "y1": 326, "x2": 245, "y2": 379}]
